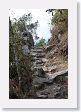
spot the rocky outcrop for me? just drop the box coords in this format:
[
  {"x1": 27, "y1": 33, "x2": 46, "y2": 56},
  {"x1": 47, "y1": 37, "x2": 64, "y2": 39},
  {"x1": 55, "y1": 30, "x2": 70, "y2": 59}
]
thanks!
[
  {"x1": 22, "y1": 31, "x2": 34, "y2": 55},
  {"x1": 45, "y1": 16, "x2": 68, "y2": 59},
  {"x1": 44, "y1": 25, "x2": 68, "y2": 72},
  {"x1": 22, "y1": 31, "x2": 34, "y2": 47}
]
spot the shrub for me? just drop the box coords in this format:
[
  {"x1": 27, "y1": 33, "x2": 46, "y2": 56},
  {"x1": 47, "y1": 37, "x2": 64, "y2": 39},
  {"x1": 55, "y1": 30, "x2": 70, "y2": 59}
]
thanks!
[{"x1": 35, "y1": 38, "x2": 46, "y2": 47}]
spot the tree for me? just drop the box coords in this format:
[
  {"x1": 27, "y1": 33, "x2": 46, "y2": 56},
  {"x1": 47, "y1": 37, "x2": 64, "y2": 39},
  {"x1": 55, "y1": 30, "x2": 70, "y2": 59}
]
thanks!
[
  {"x1": 16, "y1": 14, "x2": 39, "y2": 39},
  {"x1": 9, "y1": 18, "x2": 26, "y2": 98},
  {"x1": 9, "y1": 13, "x2": 39, "y2": 98},
  {"x1": 46, "y1": 9, "x2": 68, "y2": 26},
  {"x1": 35, "y1": 38, "x2": 46, "y2": 47}
]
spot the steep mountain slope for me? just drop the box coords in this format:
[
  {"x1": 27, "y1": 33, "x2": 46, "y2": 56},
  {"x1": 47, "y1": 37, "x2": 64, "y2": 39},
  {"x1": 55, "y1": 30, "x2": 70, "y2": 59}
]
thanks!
[{"x1": 44, "y1": 10, "x2": 68, "y2": 72}]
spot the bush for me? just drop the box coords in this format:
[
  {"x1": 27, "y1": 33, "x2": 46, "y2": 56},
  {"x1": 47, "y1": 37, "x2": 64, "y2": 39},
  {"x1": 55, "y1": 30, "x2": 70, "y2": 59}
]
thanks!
[{"x1": 35, "y1": 38, "x2": 46, "y2": 47}]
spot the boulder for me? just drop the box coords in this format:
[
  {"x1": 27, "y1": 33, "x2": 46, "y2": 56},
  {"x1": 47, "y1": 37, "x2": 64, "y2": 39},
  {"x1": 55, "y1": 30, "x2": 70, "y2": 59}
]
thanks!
[
  {"x1": 54, "y1": 85, "x2": 68, "y2": 99},
  {"x1": 47, "y1": 69, "x2": 68, "y2": 80},
  {"x1": 36, "y1": 92, "x2": 48, "y2": 99},
  {"x1": 36, "y1": 68, "x2": 46, "y2": 78},
  {"x1": 22, "y1": 45, "x2": 30, "y2": 55},
  {"x1": 33, "y1": 76, "x2": 54, "y2": 85},
  {"x1": 43, "y1": 66, "x2": 57, "y2": 73},
  {"x1": 42, "y1": 58, "x2": 48, "y2": 63},
  {"x1": 22, "y1": 31, "x2": 34, "y2": 47}
]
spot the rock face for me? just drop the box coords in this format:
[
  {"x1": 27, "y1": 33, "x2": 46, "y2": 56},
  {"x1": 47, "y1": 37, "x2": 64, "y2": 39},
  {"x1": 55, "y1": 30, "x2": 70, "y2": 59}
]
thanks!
[
  {"x1": 44, "y1": 17, "x2": 68, "y2": 73},
  {"x1": 22, "y1": 31, "x2": 34, "y2": 47},
  {"x1": 30, "y1": 47, "x2": 68, "y2": 99},
  {"x1": 46, "y1": 21, "x2": 68, "y2": 58},
  {"x1": 22, "y1": 31, "x2": 34, "y2": 55},
  {"x1": 22, "y1": 45, "x2": 30, "y2": 55}
]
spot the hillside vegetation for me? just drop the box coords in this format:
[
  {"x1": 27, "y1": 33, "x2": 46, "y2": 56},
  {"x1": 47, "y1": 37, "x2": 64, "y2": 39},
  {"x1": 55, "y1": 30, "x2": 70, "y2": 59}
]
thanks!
[{"x1": 45, "y1": 9, "x2": 68, "y2": 72}]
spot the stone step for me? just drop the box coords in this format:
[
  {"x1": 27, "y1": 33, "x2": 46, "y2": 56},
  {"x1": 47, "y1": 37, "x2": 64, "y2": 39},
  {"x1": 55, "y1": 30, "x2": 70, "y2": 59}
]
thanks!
[
  {"x1": 32, "y1": 58, "x2": 41, "y2": 62},
  {"x1": 32, "y1": 49, "x2": 43, "y2": 53},
  {"x1": 33, "y1": 57, "x2": 42, "y2": 61},
  {"x1": 36, "y1": 53, "x2": 45, "y2": 58},
  {"x1": 31, "y1": 53, "x2": 45, "y2": 58},
  {"x1": 36, "y1": 63, "x2": 44, "y2": 66},
  {"x1": 30, "y1": 52, "x2": 38, "y2": 57},
  {"x1": 35, "y1": 60, "x2": 44, "y2": 65},
  {"x1": 34, "y1": 66, "x2": 42, "y2": 70}
]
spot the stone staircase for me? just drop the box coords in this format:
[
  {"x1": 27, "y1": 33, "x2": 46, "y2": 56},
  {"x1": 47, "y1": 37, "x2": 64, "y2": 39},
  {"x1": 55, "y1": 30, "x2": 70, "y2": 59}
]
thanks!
[{"x1": 30, "y1": 47, "x2": 68, "y2": 99}]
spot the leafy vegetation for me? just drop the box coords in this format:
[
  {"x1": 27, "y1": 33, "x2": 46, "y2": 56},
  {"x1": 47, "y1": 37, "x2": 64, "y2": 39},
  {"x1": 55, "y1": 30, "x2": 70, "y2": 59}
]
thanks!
[
  {"x1": 9, "y1": 13, "x2": 38, "y2": 99},
  {"x1": 35, "y1": 38, "x2": 46, "y2": 47},
  {"x1": 46, "y1": 9, "x2": 68, "y2": 27},
  {"x1": 46, "y1": 9, "x2": 68, "y2": 59}
]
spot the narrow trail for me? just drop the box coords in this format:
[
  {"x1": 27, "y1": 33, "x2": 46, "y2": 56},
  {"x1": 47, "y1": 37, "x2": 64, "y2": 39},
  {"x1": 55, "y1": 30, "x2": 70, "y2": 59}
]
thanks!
[{"x1": 30, "y1": 47, "x2": 68, "y2": 99}]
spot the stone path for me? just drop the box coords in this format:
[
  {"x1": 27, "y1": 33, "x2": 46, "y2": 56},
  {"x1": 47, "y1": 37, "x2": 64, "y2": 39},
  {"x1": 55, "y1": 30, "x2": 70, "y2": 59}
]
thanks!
[{"x1": 30, "y1": 47, "x2": 68, "y2": 99}]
